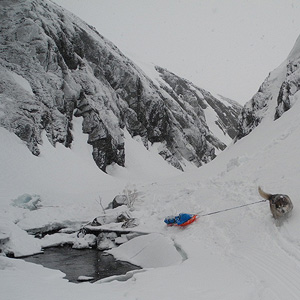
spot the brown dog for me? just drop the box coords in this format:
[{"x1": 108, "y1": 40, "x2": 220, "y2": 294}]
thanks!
[{"x1": 258, "y1": 186, "x2": 293, "y2": 219}]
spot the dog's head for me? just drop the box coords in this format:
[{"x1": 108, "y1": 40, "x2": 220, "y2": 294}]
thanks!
[{"x1": 270, "y1": 194, "x2": 293, "y2": 215}]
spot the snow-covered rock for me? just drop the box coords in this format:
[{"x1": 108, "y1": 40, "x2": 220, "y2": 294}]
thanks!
[
  {"x1": 107, "y1": 195, "x2": 128, "y2": 209},
  {"x1": 11, "y1": 194, "x2": 42, "y2": 211},
  {"x1": 72, "y1": 233, "x2": 97, "y2": 249},
  {"x1": 0, "y1": 221, "x2": 41, "y2": 257},
  {"x1": 155, "y1": 66, "x2": 241, "y2": 148},
  {"x1": 97, "y1": 232, "x2": 117, "y2": 251},
  {"x1": 237, "y1": 34, "x2": 300, "y2": 139},
  {"x1": 114, "y1": 235, "x2": 128, "y2": 245},
  {"x1": 0, "y1": 0, "x2": 241, "y2": 172}
]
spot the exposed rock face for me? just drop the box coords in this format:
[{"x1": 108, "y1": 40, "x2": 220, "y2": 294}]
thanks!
[
  {"x1": 275, "y1": 58, "x2": 300, "y2": 119},
  {"x1": 0, "y1": 0, "x2": 241, "y2": 171},
  {"x1": 237, "y1": 35, "x2": 300, "y2": 140},
  {"x1": 155, "y1": 67, "x2": 241, "y2": 148}
]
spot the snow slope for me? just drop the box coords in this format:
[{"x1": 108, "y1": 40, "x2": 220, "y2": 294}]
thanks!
[
  {"x1": 1, "y1": 82, "x2": 300, "y2": 300},
  {"x1": 238, "y1": 31, "x2": 300, "y2": 139}
]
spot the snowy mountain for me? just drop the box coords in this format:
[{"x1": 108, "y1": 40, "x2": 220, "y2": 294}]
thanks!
[
  {"x1": 154, "y1": 66, "x2": 241, "y2": 147},
  {"x1": 0, "y1": 0, "x2": 241, "y2": 172},
  {"x1": 1, "y1": 2, "x2": 300, "y2": 300},
  {"x1": 237, "y1": 35, "x2": 300, "y2": 139},
  {"x1": 2, "y1": 38, "x2": 300, "y2": 298}
]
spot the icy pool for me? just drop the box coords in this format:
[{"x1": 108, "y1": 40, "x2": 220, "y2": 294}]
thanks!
[{"x1": 21, "y1": 245, "x2": 140, "y2": 283}]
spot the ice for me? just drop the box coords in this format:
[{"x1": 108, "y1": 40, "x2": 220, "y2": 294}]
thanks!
[
  {"x1": 11, "y1": 194, "x2": 42, "y2": 211},
  {"x1": 77, "y1": 275, "x2": 94, "y2": 282}
]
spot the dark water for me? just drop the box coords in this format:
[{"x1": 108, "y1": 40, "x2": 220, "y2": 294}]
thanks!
[{"x1": 22, "y1": 245, "x2": 140, "y2": 283}]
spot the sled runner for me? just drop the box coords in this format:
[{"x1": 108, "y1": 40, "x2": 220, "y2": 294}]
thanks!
[{"x1": 164, "y1": 213, "x2": 198, "y2": 227}]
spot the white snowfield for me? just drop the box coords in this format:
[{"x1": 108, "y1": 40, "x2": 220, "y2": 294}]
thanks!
[{"x1": 1, "y1": 93, "x2": 300, "y2": 299}]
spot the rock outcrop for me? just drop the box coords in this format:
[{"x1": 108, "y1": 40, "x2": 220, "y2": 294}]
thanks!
[
  {"x1": 0, "y1": 0, "x2": 241, "y2": 171},
  {"x1": 237, "y1": 35, "x2": 300, "y2": 140}
]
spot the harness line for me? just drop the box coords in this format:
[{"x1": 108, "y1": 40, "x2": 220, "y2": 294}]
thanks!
[{"x1": 197, "y1": 199, "x2": 267, "y2": 217}]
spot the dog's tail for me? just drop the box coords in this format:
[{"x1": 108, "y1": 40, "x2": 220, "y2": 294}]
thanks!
[{"x1": 258, "y1": 186, "x2": 271, "y2": 200}]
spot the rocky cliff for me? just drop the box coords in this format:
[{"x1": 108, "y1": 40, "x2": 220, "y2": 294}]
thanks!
[
  {"x1": 237, "y1": 35, "x2": 300, "y2": 139},
  {"x1": 0, "y1": 0, "x2": 241, "y2": 172}
]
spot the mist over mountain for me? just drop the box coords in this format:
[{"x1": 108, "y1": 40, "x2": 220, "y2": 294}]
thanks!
[{"x1": 0, "y1": 0, "x2": 241, "y2": 172}]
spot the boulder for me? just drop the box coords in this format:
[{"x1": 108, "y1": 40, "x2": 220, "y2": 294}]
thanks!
[
  {"x1": 107, "y1": 195, "x2": 128, "y2": 209},
  {"x1": 122, "y1": 218, "x2": 139, "y2": 228}
]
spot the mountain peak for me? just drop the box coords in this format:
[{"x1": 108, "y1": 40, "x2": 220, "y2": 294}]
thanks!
[
  {"x1": 237, "y1": 34, "x2": 300, "y2": 140},
  {"x1": 0, "y1": 0, "x2": 241, "y2": 172}
]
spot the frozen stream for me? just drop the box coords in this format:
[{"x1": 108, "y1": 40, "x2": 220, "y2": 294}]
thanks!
[{"x1": 21, "y1": 245, "x2": 140, "y2": 283}]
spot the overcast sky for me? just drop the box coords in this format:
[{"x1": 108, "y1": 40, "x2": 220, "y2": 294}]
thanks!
[{"x1": 53, "y1": 0, "x2": 300, "y2": 104}]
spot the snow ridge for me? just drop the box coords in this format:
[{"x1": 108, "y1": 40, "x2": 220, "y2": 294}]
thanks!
[{"x1": 237, "y1": 34, "x2": 300, "y2": 139}]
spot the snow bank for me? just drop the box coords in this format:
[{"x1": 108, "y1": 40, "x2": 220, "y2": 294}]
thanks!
[
  {"x1": 0, "y1": 120, "x2": 116, "y2": 203},
  {"x1": 106, "y1": 130, "x2": 181, "y2": 182},
  {"x1": 108, "y1": 233, "x2": 183, "y2": 268},
  {"x1": 0, "y1": 220, "x2": 41, "y2": 257}
]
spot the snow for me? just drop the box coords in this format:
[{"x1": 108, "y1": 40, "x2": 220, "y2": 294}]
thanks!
[
  {"x1": 8, "y1": 70, "x2": 34, "y2": 96},
  {"x1": 108, "y1": 233, "x2": 183, "y2": 268},
  {"x1": 106, "y1": 130, "x2": 181, "y2": 182},
  {"x1": 0, "y1": 220, "x2": 41, "y2": 257},
  {"x1": 77, "y1": 275, "x2": 94, "y2": 282},
  {"x1": 2, "y1": 68, "x2": 300, "y2": 299},
  {"x1": 0, "y1": 117, "x2": 112, "y2": 201},
  {"x1": 204, "y1": 102, "x2": 232, "y2": 146}
]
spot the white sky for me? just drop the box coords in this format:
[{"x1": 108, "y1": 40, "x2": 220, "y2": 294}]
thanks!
[{"x1": 52, "y1": 0, "x2": 300, "y2": 104}]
